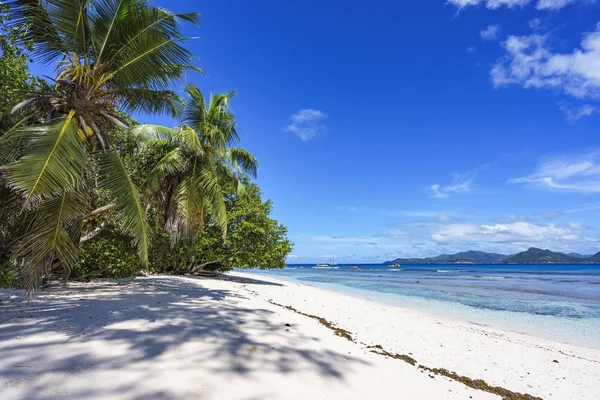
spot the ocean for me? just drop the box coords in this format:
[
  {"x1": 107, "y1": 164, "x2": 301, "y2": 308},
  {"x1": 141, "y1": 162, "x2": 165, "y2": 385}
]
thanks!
[{"x1": 244, "y1": 264, "x2": 600, "y2": 349}]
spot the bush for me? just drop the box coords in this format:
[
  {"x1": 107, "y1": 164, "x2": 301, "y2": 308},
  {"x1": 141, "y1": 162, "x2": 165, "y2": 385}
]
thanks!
[
  {"x1": 0, "y1": 260, "x2": 21, "y2": 288},
  {"x1": 73, "y1": 230, "x2": 141, "y2": 279}
]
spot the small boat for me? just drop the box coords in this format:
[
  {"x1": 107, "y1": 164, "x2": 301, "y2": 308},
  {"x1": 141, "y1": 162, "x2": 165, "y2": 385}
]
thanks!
[
  {"x1": 315, "y1": 264, "x2": 330, "y2": 269},
  {"x1": 388, "y1": 263, "x2": 402, "y2": 268},
  {"x1": 350, "y1": 265, "x2": 358, "y2": 269}
]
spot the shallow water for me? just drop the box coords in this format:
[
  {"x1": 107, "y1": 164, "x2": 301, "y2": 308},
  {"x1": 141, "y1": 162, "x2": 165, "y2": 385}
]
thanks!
[{"x1": 244, "y1": 264, "x2": 600, "y2": 349}]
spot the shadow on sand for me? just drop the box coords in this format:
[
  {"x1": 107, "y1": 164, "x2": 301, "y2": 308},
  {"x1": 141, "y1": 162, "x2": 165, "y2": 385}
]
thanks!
[
  {"x1": 0, "y1": 277, "x2": 367, "y2": 399},
  {"x1": 188, "y1": 273, "x2": 284, "y2": 286}
]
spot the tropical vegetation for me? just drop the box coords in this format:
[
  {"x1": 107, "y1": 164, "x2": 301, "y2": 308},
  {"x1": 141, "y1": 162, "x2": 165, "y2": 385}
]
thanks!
[{"x1": 0, "y1": 0, "x2": 292, "y2": 292}]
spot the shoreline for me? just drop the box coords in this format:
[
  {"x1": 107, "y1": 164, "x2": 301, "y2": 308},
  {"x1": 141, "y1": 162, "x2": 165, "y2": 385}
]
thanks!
[
  {"x1": 1, "y1": 273, "x2": 598, "y2": 399},
  {"x1": 248, "y1": 267, "x2": 600, "y2": 350},
  {"x1": 241, "y1": 270, "x2": 600, "y2": 349},
  {"x1": 231, "y1": 271, "x2": 600, "y2": 399}
]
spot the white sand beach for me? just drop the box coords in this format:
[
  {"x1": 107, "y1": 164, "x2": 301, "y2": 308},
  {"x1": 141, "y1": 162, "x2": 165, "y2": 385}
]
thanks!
[{"x1": 1, "y1": 273, "x2": 598, "y2": 400}]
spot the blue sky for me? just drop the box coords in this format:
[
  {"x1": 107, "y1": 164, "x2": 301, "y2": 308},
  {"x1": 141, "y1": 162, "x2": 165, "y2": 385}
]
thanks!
[{"x1": 32, "y1": 0, "x2": 600, "y2": 262}]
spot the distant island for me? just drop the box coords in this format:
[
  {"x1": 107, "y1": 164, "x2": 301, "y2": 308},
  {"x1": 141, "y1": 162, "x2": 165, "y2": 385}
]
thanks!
[{"x1": 385, "y1": 248, "x2": 600, "y2": 265}]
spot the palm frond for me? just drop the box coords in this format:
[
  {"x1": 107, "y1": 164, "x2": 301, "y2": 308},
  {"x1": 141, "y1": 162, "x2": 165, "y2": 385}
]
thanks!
[
  {"x1": 120, "y1": 88, "x2": 183, "y2": 117},
  {"x1": 3, "y1": 111, "x2": 87, "y2": 202},
  {"x1": 182, "y1": 86, "x2": 239, "y2": 147},
  {"x1": 177, "y1": 125, "x2": 202, "y2": 154},
  {"x1": 181, "y1": 84, "x2": 207, "y2": 128},
  {"x1": 129, "y1": 123, "x2": 179, "y2": 143},
  {"x1": 9, "y1": 0, "x2": 67, "y2": 63},
  {"x1": 92, "y1": 0, "x2": 127, "y2": 62},
  {"x1": 95, "y1": 150, "x2": 148, "y2": 264},
  {"x1": 198, "y1": 163, "x2": 227, "y2": 238},
  {"x1": 227, "y1": 148, "x2": 259, "y2": 178},
  {"x1": 206, "y1": 91, "x2": 238, "y2": 146},
  {"x1": 168, "y1": 167, "x2": 204, "y2": 244},
  {"x1": 0, "y1": 116, "x2": 34, "y2": 165},
  {"x1": 142, "y1": 147, "x2": 185, "y2": 193},
  {"x1": 15, "y1": 188, "x2": 88, "y2": 295}
]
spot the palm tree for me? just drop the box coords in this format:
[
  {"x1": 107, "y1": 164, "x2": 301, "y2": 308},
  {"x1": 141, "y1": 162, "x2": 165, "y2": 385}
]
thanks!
[
  {"x1": 132, "y1": 85, "x2": 258, "y2": 245},
  {"x1": 0, "y1": 0, "x2": 200, "y2": 292}
]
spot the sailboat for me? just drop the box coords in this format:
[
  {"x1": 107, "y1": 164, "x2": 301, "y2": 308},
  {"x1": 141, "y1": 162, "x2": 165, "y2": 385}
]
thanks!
[{"x1": 316, "y1": 256, "x2": 337, "y2": 269}]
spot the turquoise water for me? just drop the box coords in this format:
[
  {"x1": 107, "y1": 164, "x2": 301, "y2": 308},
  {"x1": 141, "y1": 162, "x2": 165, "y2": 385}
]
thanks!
[{"x1": 245, "y1": 264, "x2": 600, "y2": 349}]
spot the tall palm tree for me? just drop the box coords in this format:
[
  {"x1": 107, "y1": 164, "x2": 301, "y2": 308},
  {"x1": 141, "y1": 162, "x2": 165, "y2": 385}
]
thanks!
[
  {"x1": 132, "y1": 85, "x2": 258, "y2": 245},
  {"x1": 0, "y1": 0, "x2": 200, "y2": 292}
]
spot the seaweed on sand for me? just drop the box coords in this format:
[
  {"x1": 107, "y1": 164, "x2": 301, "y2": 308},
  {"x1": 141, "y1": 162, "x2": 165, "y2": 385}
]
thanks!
[
  {"x1": 269, "y1": 301, "x2": 354, "y2": 342},
  {"x1": 269, "y1": 300, "x2": 543, "y2": 400}
]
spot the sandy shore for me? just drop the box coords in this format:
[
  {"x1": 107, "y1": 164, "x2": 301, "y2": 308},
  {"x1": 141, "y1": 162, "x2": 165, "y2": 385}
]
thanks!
[{"x1": 1, "y1": 273, "x2": 598, "y2": 399}]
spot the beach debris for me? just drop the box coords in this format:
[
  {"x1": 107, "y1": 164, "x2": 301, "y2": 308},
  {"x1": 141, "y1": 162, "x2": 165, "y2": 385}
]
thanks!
[
  {"x1": 552, "y1": 360, "x2": 559, "y2": 363},
  {"x1": 247, "y1": 346, "x2": 268, "y2": 356},
  {"x1": 268, "y1": 300, "x2": 542, "y2": 400},
  {"x1": 367, "y1": 344, "x2": 417, "y2": 366},
  {"x1": 269, "y1": 301, "x2": 353, "y2": 341},
  {"x1": 5, "y1": 380, "x2": 26, "y2": 388},
  {"x1": 418, "y1": 366, "x2": 543, "y2": 400}
]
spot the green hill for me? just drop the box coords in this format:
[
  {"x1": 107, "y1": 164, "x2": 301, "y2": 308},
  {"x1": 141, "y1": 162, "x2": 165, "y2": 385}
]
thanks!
[
  {"x1": 501, "y1": 248, "x2": 586, "y2": 264},
  {"x1": 587, "y1": 252, "x2": 600, "y2": 262},
  {"x1": 385, "y1": 251, "x2": 506, "y2": 265},
  {"x1": 567, "y1": 252, "x2": 590, "y2": 259},
  {"x1": 385, "y1": 248, "x2": 600, "y2": 264}
]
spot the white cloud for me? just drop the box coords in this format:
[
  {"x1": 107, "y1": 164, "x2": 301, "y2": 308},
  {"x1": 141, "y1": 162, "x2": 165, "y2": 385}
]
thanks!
[
  {"x1": 480, "y1": 25, "x2": 502, "y2": 41},
  {"x1": 497, "y1": 214, "x2": 532, "y2": 223},
  {"x1": 536, "y1": 0, "x2": 576, "y2": 8},
  {"x1": 540, "y1": 210, "x2": 564, "y2": 219},
  {"x1": 448, "y1": 0, "x2": 483, "y2": 7},
  {"x1": 529, "y1": 18, "x2": 544, "y2": 30},
  {"x1": 285, "y1": 109, "x2": 328, "y2": 141},
  {"x1": 335, "y1": 206, "x2": 367, "y2": 212},
  {"x1": 292, "y1": 235, "x2": 377, "y2": 244},
  {"x1": 431, "y1": 174, "x2": 474, "y2": 198},
  {"x1": 437, "y1": 213, "x2": 455, "y2": 222},
  {"x1": 566, "y1": 201, "x2": 600, "y2": 213},
  {"x1": 509, "y1": 151, "x2": 600, "y2": 193},
  {"x1": 448, "y1": 0, "x2": 527, "y2": 9},
  {"x1": 432, "y1": 221, "x2": 586, "y2": 248},
  {"x1": 540, "y1": 202, "x2": 600, "y2": 219},
  {"x1": 559, "y1": 103, "x2": 596, "y2": 122},
  {"x1": 448, "y1": 0, "x2": 581, "y2": 9},
  {"x1": 491, "y1": 25, "x2": 600, "y2": 99},
  {"x1": 372, "y1": 230, "x2": 414, "y2": 239},
  {"x1": 396, "y1": 210, "x2": 441, "y2": 217},
  {"x1": 467, "y1": 46, "x2": 477, "y2": 53}
]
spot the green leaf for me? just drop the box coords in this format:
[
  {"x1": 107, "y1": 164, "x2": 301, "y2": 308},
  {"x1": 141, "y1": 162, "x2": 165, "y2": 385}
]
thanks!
[
  {"x1": 228, "y1": 148, "x2": 259, "y2": 178},
  {"x1": 142, "y1": 147, "x2": 185, "y2": 193},
  {"x1": 3, "y1": 111, "x2": 87, "y2": 202},
  {"x1": 16, "y1": 188, "x2": 88, "y2": 295},
  {"x1": 95, "y1": 150, "x2": 149, "y2": 264}
]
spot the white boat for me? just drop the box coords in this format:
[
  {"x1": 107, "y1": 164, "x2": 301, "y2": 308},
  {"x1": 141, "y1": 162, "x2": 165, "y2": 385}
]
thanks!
[{"x1": 315, "y1": 264, "x2": 330, "y2": 268}]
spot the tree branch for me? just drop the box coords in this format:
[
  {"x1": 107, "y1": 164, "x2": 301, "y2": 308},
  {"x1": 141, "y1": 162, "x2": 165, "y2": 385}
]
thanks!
[
  {"x1": 79, "y1": 222, "x2": 107, "y2": 243},
  {"x1": 188, "y1": 260, "x2": 221, "y2": 274},
  {"x1": 85, "y1": 203, "x2": 117, "y2": 219}
]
